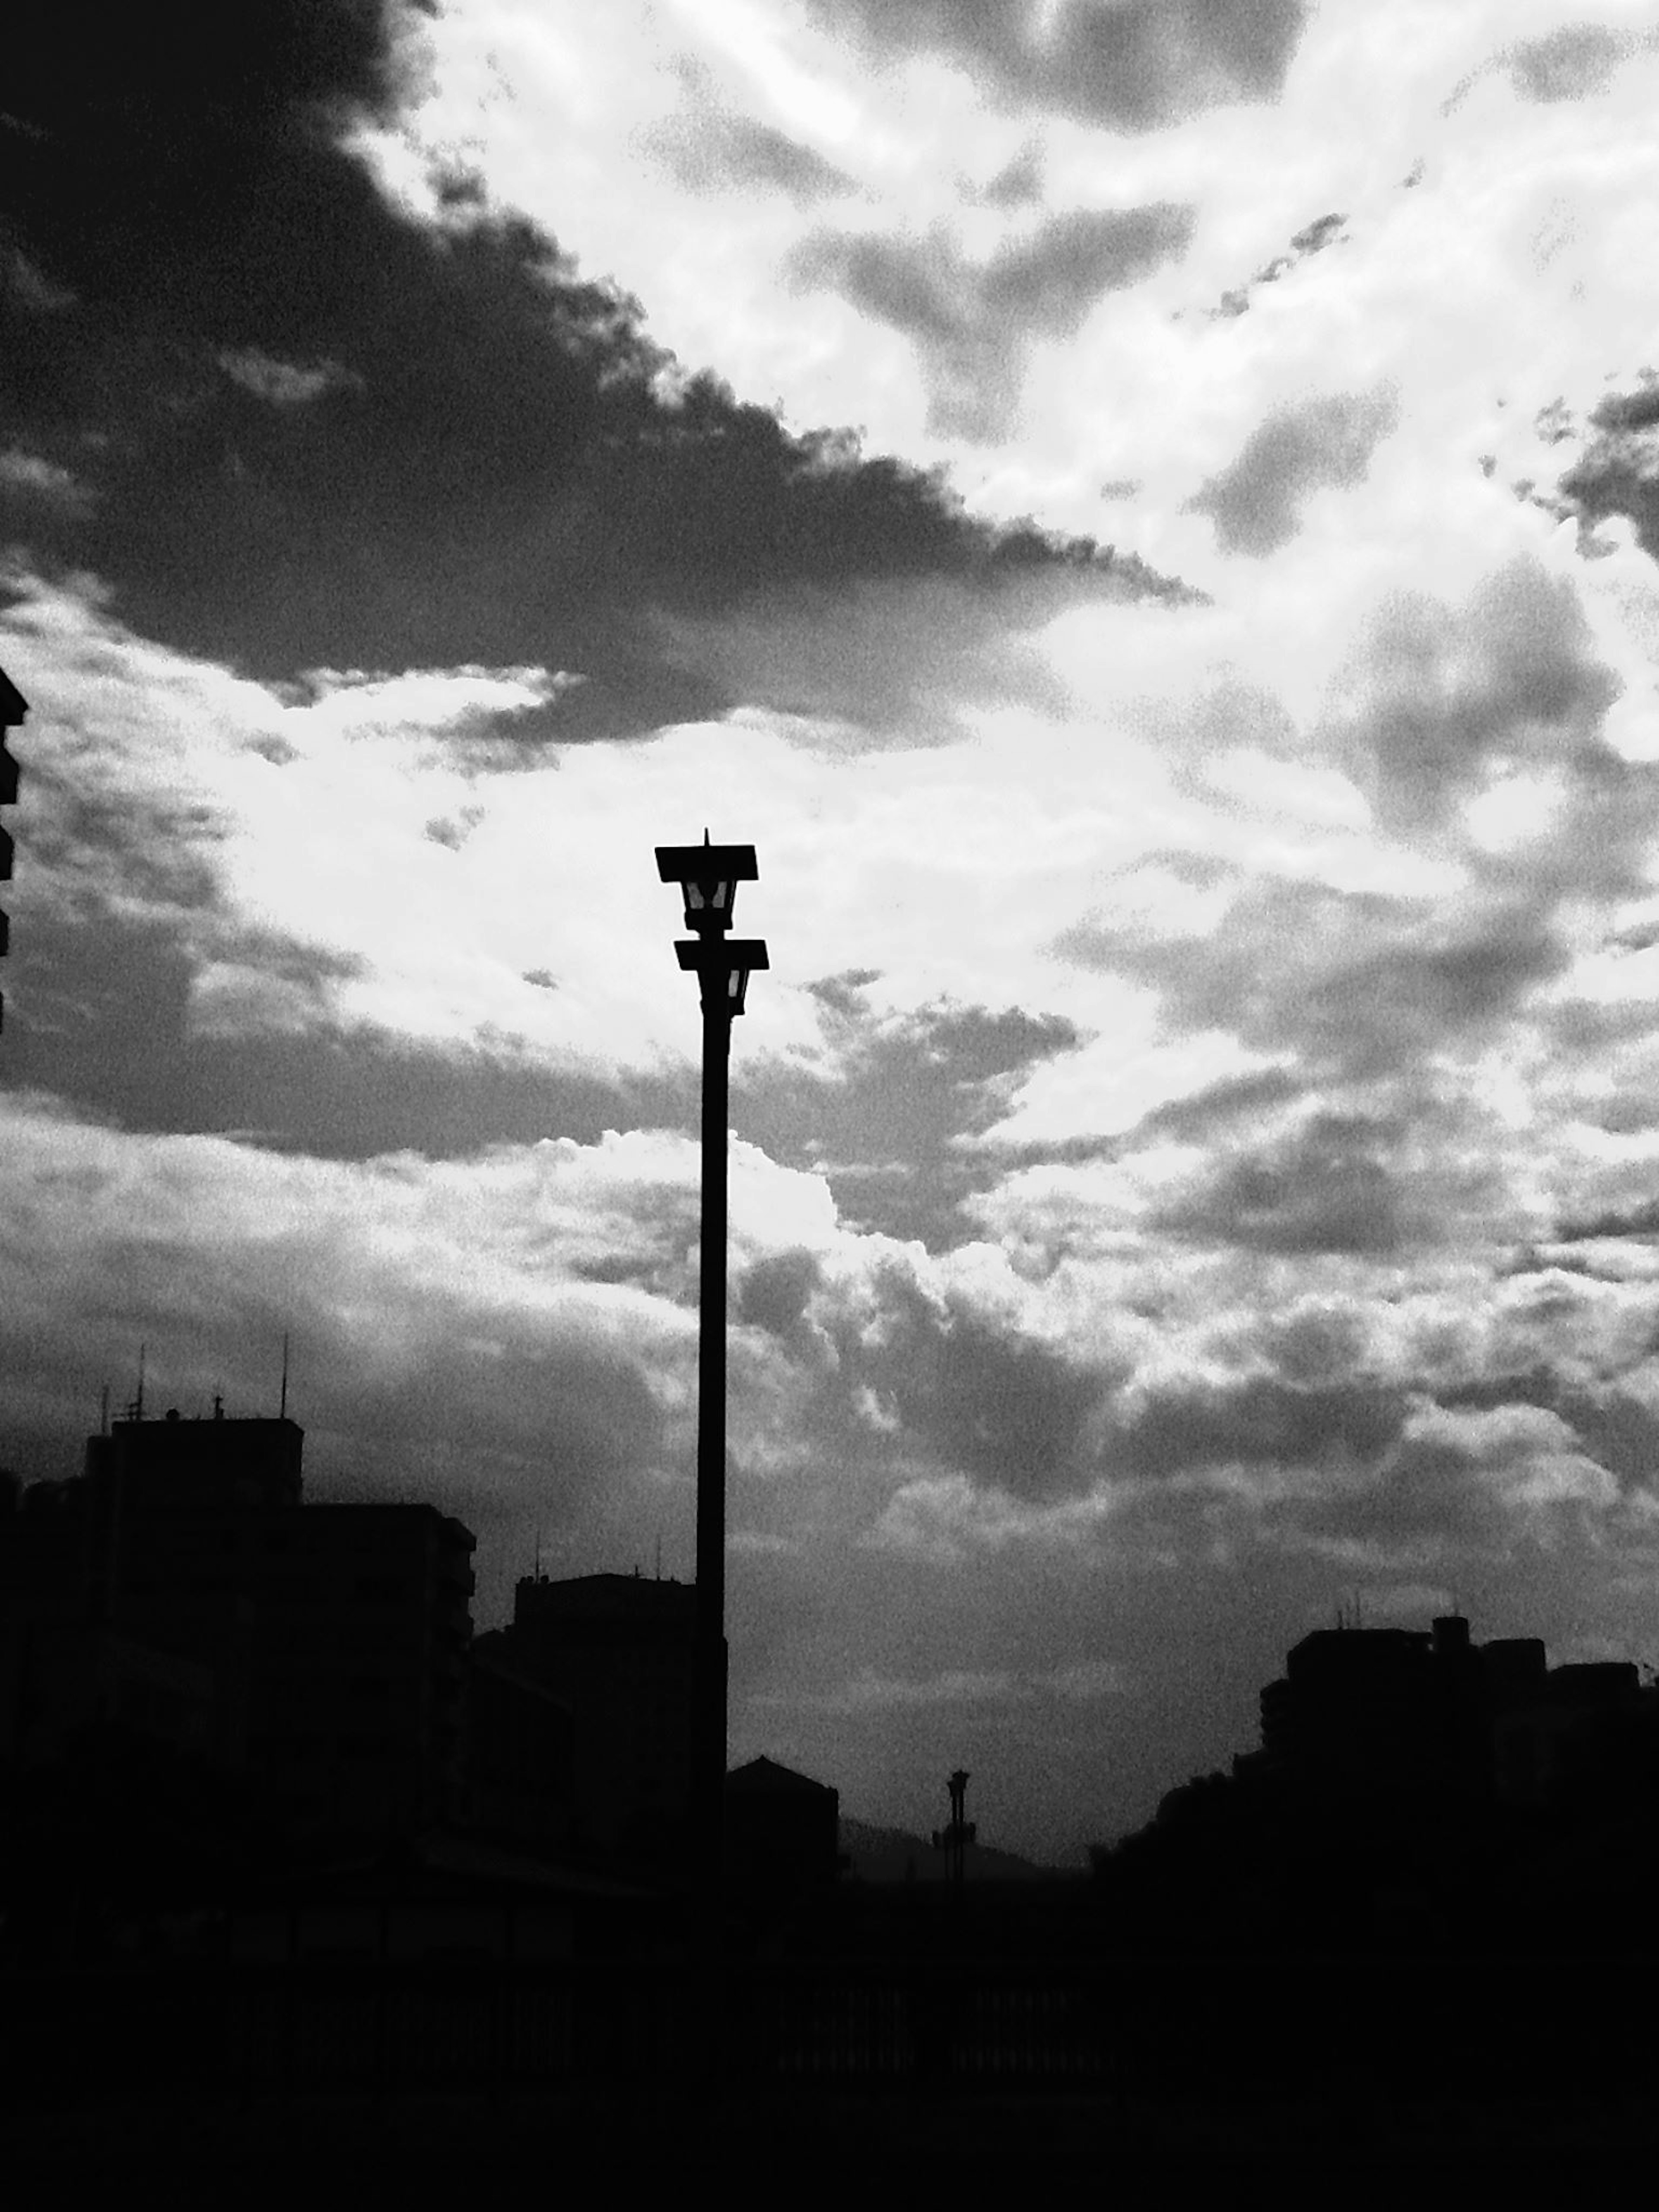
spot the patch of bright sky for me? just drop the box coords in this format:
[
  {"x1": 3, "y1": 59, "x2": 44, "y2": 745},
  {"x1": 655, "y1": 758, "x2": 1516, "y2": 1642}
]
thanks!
[
  {"x1": 387, "y1": 0, "x2": 1657, "y2": 534},
  {"x1": 0, "y1": 578, "x2": 1180, "y2": 1078}
]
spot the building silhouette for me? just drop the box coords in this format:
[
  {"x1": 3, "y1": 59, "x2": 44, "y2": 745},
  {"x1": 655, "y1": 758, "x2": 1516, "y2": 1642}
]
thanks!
[
  {"x1": 725, "y1": 1754, "x2": 842, "y2": 1895},
  {"x1": 475, "y1": 1570, "x2": 698, "y2": 1875},
  {"x1": 462, "y1": 1642, "x2": 575, "y2": 1855},
  {"x1": 1255, "y1": 1612, "x2": 1656, "y2": 1816},
  {"x1": 2, "y1": 1411, "x2": 477, "y2": 1859}
]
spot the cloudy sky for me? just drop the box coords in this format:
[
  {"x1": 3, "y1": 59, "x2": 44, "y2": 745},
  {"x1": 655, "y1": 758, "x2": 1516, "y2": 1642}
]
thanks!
[{"x1": 6, "y1": 0, "x2": 1659, "y2": 1862}]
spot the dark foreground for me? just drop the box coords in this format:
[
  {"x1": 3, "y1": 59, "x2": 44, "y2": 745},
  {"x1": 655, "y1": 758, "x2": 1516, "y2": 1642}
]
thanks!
[{"x1": 13, "y1": 2086, "x2": 1659, "y2": 2193}]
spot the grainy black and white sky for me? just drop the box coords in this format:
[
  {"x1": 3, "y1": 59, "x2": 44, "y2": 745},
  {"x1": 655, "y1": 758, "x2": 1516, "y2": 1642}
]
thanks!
[{"x1": 5, "y1": 0, "x2": 1659, "y2": 1862}]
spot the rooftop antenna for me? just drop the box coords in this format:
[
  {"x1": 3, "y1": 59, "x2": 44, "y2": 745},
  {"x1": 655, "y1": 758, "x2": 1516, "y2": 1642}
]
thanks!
[
  {"x1": 279, "y1": 1331, "x2": 290, "y2": 1421},
  {"x1": 129, "y1": 1343, "x2": 146, "y2": 1423},
  {"x1": 99, "y1": 1382, "x2": 110, "y2": 1437}
]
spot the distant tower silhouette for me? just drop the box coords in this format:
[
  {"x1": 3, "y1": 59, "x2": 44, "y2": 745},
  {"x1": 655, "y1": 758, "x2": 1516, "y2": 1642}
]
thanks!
[
  {"x1": 126, "y1": 1343, "x2": 147, "y2": 1423},
  {"x1": 931, "y1": 1767, "x2": 976, "y2": 1887}
]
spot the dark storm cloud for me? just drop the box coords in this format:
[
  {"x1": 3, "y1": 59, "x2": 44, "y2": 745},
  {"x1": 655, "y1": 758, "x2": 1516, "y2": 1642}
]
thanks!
[
  {"x1": 1554, "y1": 374, "x2": 1659, "y2": 563},
  {"x1": 793, "y1": 203, "x2": 1195, "y2": 440},
  {"x1": 1151, "y1": 1093, "x2": 1516, "y2": 1259},
  {"x1": 1063, "y1": 875, "x2": 1570, "y2": 1084},
  {"x1": 1117, "y1": 1371, "x2": 1409, "y2": 1484},
  {"x1": 304, "y1": 1325, "x2": 669, "y2": 1535},
  {"x1": 0, "y1": 0, "x2": 1132, "y2": 741},
  {"x1": 648, "y1": 110, "x2": 855, "y2": 203},
  {"x1": 654, "y1": 558, "x2": 1190, "y2": 748},
  {"x1": 1555, "y1": 1196, "x2": 1659, "y2": 1244},
  {"x1": 650, "y1": 49, "x2": 855, "y2": 202},
  {"x1": 1207, "y1": 209, "x2": 1345, "y2": 319},
  {"x1": 1294, "y1": 1435, "x2": 1508, "y2": 1552},
  {"x1": 737, "y1": 1247, "x2": 823, "y2": 1338},
  {"x1": 1, "y1": 903, "x2": 702, "y2": 1160},
  {"x1": 1290, "y1": 1398, "x2": 1618, "y2": 1557},
  {"x1": 1557, "y1": 1385, "x2": 1659, "y2": 1485},
  {"x1": 1505, "y1": 25, "x2": 1655, "y2": 103},
  {"x1": 1333, "y1": 559, "x2": 1627, "y2": 842},
  {"x1": 805, "y1": 969, "x2": 884, "y2": 1017},
  {"x1": 1589, "y1": 381, "x2": 1659, "y2": 435},
  {"x1": 1153, "y1": 1111, "x2": 1412, "y2": 1256},
  {"x1": 1259, "y1": 1302, "x2": 1372, "y2": 1388},
  {"x1": 1136, "y1": 1066, "x2": 1304, "y2": 1142},
  {"x1": 744, "y1": 998, "x2": 1085, "y2": 1246},
  {"x1": 1183, "y1": 390, "x2": 1395, "y2": 554},
  {"x1": 832, "y1": 1262, "x2": 1116, "y2": 1501},
  {"x1": 973, "y1": 144, "x2": 1044, "y2": 209},
  {"x1": 1268, "y1": 895, "x2": 1568, "y2": 1071},
  {"x1": 807, "y1": 0, "x2": 1309, "y2": 131}
]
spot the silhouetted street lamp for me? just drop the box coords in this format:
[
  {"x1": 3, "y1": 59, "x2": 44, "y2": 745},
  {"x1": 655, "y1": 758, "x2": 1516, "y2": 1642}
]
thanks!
[{"x1": 656, "y1": 833, "x2": 767, "y2": 1924}]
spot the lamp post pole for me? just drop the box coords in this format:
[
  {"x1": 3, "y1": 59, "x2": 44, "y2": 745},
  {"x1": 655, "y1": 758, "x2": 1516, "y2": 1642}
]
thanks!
[
  {"x1": 656, "y1": 837, "x2": 766, "y2": 1942},
  {"x1": 693, "y1": 964, "x2": 730, "y2": 1919}
]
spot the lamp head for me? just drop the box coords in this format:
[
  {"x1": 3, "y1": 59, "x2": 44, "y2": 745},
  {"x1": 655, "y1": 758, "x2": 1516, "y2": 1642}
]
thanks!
[
  {"x1": 656, "y1": 832, "x2": 758, "y2": 935},
  {"x1": 676, "y1": 937, "x2": 769, "y2": 1016}
]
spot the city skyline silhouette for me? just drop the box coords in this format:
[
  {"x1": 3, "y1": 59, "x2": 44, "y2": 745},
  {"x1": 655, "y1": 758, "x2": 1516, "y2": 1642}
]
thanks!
[
  {"x1": 8, "y1": 1398, "x2": 1659, "y2": 1884},
  {"x1": 10, "y1": 1385, "x2": 1659, "y2": 2172}
]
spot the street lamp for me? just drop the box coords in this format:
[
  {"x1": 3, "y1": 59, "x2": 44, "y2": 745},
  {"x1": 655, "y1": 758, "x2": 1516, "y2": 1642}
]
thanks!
[{"x1": 656, "y1": 833, "x2": 767, "y2": 1926}]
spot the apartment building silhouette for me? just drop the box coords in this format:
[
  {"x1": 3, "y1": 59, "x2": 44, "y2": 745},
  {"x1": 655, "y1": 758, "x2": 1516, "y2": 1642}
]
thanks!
[
  {"x1": 1255, "y1": 1613, "x2": 1658, "y2": 1814},
  {"x1": 3, "y1": 1411, "x2": 477, "y2": 1852},
  {"x1": 475, "y1": 1570, "x2": 698, "y2": 1872}
]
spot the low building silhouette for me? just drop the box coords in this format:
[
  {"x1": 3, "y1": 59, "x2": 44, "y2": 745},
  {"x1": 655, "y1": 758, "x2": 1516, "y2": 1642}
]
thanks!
[{"x1": 725, "y1": 1755, "x2": 842, "y2": 1894}]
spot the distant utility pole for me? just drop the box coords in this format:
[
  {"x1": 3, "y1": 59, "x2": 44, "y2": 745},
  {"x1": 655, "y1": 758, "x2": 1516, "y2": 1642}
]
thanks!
[{"x1": 932, "y1": 1768, "x2": 976, "y2": 1888}]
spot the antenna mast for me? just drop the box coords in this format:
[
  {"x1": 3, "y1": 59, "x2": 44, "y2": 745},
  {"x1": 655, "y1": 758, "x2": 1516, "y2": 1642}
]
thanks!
[{"x1": 279, "y1": 1332, "x2": 290, "y2": 1420}]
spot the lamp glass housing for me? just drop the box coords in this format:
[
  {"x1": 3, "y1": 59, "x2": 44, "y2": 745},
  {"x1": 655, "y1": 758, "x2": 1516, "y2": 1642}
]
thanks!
[{"x1": 684, "y1": 879, "x2": 731, "y2": 925}]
